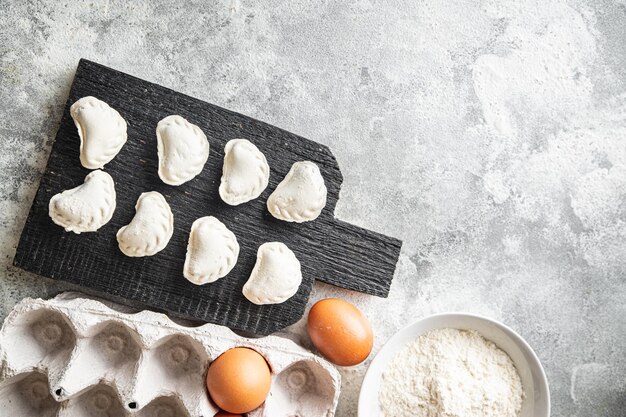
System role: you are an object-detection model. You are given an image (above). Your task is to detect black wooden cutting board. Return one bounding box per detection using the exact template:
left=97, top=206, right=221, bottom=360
left=14, top=59, right=402, bottom=335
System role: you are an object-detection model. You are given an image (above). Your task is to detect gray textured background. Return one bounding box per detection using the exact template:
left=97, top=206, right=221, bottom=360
left=1, top=1, right=625, bottom=416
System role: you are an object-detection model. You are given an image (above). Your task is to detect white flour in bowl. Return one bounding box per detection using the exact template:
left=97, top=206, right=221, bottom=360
left=379, top=328, right=523, bottom=417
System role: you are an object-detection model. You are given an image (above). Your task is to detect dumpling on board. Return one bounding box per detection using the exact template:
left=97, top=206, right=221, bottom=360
left=219, top=139, right=270, bottom=206
left=267, top=161, right=327, bottom=222
left=183, top=216, right=239, bottom=285
left=70, top=96, right=127, bottom=169
left=156, top=115, right=210, bottom=186
left=49, top=170, right=116, bottom=234
left=116, top=192, right=174, bottom=257
left=243, top=242, right=302, bottom=305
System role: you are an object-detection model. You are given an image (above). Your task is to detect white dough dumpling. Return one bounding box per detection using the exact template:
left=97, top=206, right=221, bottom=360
left=219, top=139, right=270, bottom=205
left=70, top=96, right=127, bottom=169
left=116, top=192, right=174, bottom=257
left=157, top=115, right=210, bottom=185
left=49, top=170, right=116, bottom=234
left=267, top=161, right=327, bottom=222
left=243, top=242, right=302, bottom=305
left=183, top=216, right=239, bottom=285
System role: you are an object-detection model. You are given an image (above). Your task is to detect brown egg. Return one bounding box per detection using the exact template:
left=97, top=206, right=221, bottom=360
left=206, top=347, right=271, bottom=414
left=307, top=298, right=374, bottom=366
left=215, top=411, right=243, bottom=417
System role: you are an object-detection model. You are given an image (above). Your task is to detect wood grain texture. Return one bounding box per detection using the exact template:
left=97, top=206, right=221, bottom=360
left=14, top=60, right=402, bottom=335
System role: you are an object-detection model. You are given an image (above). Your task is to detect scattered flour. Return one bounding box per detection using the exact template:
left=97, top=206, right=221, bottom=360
left=379, top=328, right=523, bottom=417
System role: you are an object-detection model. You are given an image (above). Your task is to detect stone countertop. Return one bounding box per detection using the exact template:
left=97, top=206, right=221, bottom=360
left=1, top=1, right=624, bottom=416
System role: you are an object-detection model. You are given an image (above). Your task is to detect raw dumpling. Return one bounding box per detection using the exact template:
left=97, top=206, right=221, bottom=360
left=116, top=192, right=174, bottom=257
left=243, top=242, right=302, bottom=305
left=49, top=170, right=116, bottom=234
left=267, top=161, right=327, bottom=222
left=157, top=115, right=210, bottom=185
left=183, top=216, right=239, bottom=285
left=219, top=139, right=270, bottom=205
left=70, top=96, right=127, bottom=169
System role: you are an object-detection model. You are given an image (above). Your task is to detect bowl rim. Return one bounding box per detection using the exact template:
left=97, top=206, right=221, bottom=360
left=358, top=311, right=551, bottom=417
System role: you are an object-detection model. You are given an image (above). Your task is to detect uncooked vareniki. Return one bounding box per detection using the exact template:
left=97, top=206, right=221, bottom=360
left=183, top=216, right=239, bottom=285
left=70, top=96, right=127, bottom=169
left=49, top=170, right=116, bottom=234
left=219, top=139, right=270, bottom=205
left=267, top=161, right=327, bottom=222
left=116, top=192, right=174, bottom=257
left=157, top=115, right=210, bottom=185
left=243, top=242, right=302, bottom=305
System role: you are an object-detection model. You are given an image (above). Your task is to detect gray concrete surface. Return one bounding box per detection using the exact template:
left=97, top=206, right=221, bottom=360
left=1, top=0, right=625, bottom=415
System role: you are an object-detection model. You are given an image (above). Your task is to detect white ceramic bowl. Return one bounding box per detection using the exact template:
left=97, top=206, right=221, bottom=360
left=358, top=313, right=550, bottom=417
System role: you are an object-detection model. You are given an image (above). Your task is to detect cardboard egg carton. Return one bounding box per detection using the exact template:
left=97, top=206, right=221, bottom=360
left=0, top=293, right=340, bottom=416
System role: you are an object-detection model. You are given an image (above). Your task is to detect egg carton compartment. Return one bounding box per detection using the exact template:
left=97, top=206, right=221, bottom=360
left=0, top=292, right=341, bottom=416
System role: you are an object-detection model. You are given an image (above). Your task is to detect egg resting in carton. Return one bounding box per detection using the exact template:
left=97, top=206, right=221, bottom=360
left=0, top=292, right=341, bottom=417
